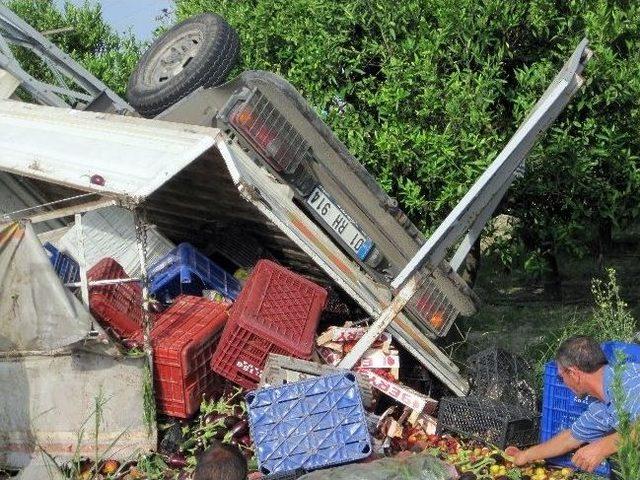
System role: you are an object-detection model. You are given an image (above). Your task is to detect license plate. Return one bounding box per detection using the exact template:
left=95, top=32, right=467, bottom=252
left=306, top=186, right=373, bottom=260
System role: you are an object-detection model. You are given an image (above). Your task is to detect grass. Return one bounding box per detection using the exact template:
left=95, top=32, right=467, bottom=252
left=611, top=352, right=640, bottom=480
left=38, top=391, right=132, bottom=479
left=143, top=359, right=156, bottom=436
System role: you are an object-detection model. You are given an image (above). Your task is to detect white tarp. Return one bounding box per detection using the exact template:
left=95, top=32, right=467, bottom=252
left=0, top=221, right=92, bottom=351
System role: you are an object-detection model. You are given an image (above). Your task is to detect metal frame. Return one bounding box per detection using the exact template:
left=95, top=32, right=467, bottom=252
left=0, top=4, right=132, bottom=112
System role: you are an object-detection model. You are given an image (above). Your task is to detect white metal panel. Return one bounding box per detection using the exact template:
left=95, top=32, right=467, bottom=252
left=0, top=100, right=221, bottom=200
left=37, top=225, right=70, bottom=245
left=54, top=206, right=174, bottom=277
left=0, top=352, right=156, bottom=468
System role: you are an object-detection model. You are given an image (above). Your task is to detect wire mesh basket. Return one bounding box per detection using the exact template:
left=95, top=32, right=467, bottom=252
left=437, top=396, right=539, bottom=449
left=467, top=346, right=537, bottom=412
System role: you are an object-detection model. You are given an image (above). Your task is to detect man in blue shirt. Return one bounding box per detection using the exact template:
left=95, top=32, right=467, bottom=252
left=506, top=336, right=640, bottom=474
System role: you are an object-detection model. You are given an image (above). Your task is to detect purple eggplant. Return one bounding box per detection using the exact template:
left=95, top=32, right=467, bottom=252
left=223, top=415, right=242, bottom=428
left=203, top=413, right=226, bottom=426
left=167, top=452, right=187, bottom=469
left=229, top=419, right=249, bottom=439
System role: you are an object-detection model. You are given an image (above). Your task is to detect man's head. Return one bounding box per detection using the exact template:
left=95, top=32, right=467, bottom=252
left=192, top=442, right=248, bottom=480
left=556, top=335, right=607, bottom=397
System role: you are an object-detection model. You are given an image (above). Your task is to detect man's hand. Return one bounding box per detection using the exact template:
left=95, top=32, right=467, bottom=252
left=572, top=441, right=608, bottom=473
left=505, top=446, right=529, bottom=466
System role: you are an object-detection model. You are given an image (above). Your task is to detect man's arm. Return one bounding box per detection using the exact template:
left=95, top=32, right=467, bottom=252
left=572, top=432, right=618, bottom=473
left=505, top=430, right=584, bottom=466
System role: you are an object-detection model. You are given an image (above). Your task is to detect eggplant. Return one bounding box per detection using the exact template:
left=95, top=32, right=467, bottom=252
left=203, top=413, right=226, bottom=426
left=230, top=404, right=245, bottom=416
left=237, top=434, right=252, bottom=447
left=223, top=415, right=242, bottom=428
left=458, top=473, right=477, bottom=480
left=167, top=452, right=187, bottom=469
left=229, top=419, right=249, bottom=438
left=122, top=339, right=142, bottom=350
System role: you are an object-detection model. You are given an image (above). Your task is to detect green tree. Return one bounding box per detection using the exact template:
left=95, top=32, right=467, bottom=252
left=174, top=0, right=640, bottom=285
left=5, top=0, right=141, bottom=98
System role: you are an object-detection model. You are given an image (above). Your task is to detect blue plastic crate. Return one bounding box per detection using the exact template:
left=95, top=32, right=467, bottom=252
left=43, top=242, right=80, bottom=285
left=246, top=373, right=371, bottom=476
left=547, top=453, right=611, bottom=478
left=148, top=243, right=241, bottom=303
left=601, top=340, right=640, bottom=365
left=541, top=361, right=610, bottom=477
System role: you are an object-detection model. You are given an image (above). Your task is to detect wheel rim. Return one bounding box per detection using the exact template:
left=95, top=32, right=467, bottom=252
left=144, top=29, right=204, bottom=86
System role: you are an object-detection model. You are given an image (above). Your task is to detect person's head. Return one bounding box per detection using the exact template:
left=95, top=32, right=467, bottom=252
left=192, top=442, right=248, bottom=480
left=556, top=335, right=607, bottom=397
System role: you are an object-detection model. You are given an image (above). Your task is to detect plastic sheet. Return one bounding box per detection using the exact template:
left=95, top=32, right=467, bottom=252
left=297, top=453, right=458, bottom=480
left=0, top=221, right=93, bottom=352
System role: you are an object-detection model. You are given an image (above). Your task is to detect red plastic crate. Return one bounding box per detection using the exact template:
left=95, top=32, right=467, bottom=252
left=141, top=295, right=229, bottom=418
left=87, top=258, right=146, bottom=339
left=211, top=260, right=327, bottom=389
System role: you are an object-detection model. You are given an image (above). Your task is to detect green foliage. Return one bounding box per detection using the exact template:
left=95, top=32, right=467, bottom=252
left=611, top=352, right=640, bottom=480
left=174, top=0, right=640, bottom=269
left=6, top=0, right=141, bottom=97
left=143, top=359, right=156, bottom=436
left=590, top=268, right=637, bottom=342
left=136, top=453, right=169, bottom=480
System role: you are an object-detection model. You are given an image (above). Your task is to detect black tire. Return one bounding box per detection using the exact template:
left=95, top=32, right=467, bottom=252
left=127, top=13, right=240, bottom=118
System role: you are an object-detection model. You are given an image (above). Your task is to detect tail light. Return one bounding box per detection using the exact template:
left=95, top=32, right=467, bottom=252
left=225, top=89, right=316, bottom=195
left=405, top=277, right=459, bottom=336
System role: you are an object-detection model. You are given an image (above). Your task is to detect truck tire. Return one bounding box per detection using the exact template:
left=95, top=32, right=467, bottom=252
left=127, top=13, right=240, bottom=118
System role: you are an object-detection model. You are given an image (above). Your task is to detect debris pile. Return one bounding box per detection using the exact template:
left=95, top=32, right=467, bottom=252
left=27, top=232, right=592, bottom=480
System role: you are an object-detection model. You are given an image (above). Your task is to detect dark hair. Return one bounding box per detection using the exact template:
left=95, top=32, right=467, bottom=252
left=193, top=442, right=248, bottom=480
left=556, top=335, right=607, bottom=373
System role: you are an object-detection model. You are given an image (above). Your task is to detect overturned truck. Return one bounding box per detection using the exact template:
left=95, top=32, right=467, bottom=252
left=0, top=5, right=591, bottom=470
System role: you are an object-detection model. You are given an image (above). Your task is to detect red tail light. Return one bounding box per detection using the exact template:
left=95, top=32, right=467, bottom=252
left=228, top=89, right=315, bottom=176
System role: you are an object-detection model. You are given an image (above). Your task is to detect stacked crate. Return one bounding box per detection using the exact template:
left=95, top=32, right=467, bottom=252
left=136, top=295, right=229, bottom=418
left=148, top=242, right=241, bottom=304
left=211, top=260, right=327, bottom=389
left=87, top=258, right=145, bottom=339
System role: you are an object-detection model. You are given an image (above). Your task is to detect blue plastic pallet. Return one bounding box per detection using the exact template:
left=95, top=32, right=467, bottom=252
left=43, top=242, right=80, bottom=285
left=247, top=373, right=371, bottom=476
left=148, top=243, right=241, bottom=304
